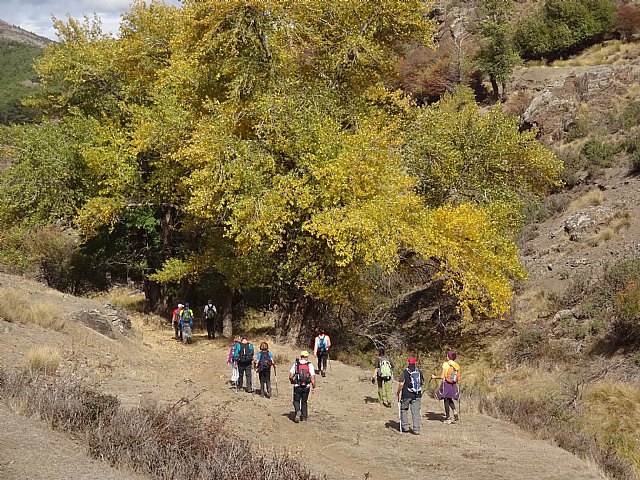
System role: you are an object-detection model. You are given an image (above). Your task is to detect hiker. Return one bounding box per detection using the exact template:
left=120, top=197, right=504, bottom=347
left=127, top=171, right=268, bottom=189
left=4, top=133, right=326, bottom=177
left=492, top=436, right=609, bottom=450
left=432, top=351, right=461, bottom=424
left=171, top=303, right=183, bottom=340
left=202, top=299, right=218, bottom=339
left=288, top=350, right=316, bottom=422
left=227, top=336, right=241, bottom=387
left=233, top=336, right=254, bottom=393
left=372, top=346, right=393, bottom=407
left=180, top=303, right=194, bottom=344
left=254, top=342, right=274, bottom=398
left=396, top=357, right=424, bottom=435
left=313, top=328, right=331, bottom=377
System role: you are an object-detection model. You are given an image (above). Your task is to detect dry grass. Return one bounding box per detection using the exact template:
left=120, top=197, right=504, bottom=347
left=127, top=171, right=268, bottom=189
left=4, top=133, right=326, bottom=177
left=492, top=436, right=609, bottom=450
left=567, top=189, right=605, bottom=212
left=582, top=382, right=640, bottom=473
left=587, top=211, right=631, bottom=247
left=0, top=369, right=319, bottom=480
left=588, top=227, right=615, bottom=247
left=551, top=41, right=638, bottom=67
left=0, top=287, right=65, bottom=331
left=90, top=286, right=146, bottom=312
left=26, top=346, right=61, bottom=374
left=468, top=368, right=637, bottom=479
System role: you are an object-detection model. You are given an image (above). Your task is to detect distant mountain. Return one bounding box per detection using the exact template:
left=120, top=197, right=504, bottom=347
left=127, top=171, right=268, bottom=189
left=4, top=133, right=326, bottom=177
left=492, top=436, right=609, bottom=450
left=0, top=19, right=51, bottom=48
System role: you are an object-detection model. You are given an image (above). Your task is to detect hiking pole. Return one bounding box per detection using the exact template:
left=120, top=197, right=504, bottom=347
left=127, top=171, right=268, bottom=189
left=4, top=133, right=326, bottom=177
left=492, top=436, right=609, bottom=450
left=273, top=364, right=279, bottom=397
left=398, top=397, right=402, bottom=434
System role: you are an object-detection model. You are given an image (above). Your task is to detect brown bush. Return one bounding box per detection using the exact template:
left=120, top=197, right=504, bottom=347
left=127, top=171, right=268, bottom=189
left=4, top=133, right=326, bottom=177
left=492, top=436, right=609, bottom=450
left=617, top=4, right=640, bottom=41
left=0, top=370, right=320, bottom=480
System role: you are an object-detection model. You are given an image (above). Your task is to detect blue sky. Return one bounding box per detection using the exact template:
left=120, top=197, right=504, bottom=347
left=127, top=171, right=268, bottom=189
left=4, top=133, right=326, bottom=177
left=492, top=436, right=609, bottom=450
left=1, top=0, right=181, bottom=40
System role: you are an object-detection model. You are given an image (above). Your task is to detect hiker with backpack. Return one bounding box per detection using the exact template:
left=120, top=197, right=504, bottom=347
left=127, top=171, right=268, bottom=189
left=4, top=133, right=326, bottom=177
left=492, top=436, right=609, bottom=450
left=227, top=335, right=241, bottom=387
left=432, top=351, right=461, bottom=424
left=313, top=329, right=331, bottom=377
left=172, top=303, right=183, bottom=340
left=288, top=350, right=316, bottom=423
left=180, top=303, right=194, bottom=344
left=202, top=300, right=218, bottom=339
left=396, top=357, right=424, bottom=435
left=372, top=346, right=393, bottom=407
left=254, top=342, right=274, bottom=398
left=233, top=336, right=254, bottom=393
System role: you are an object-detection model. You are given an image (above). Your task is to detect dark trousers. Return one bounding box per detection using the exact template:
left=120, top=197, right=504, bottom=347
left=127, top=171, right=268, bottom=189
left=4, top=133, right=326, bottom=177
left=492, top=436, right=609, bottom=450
left=206, top=317, right=215, bottom=339
left=237, top=362, right=252, bottom=391
left=258, top=370, right=271, bottom=397
left=173, top=322, right=181, bottom=340
left=444, top=398, right=456, bottom=418
left=293, top=386, right=310, bottom=419
left=317, top=351, right=328, bottom=372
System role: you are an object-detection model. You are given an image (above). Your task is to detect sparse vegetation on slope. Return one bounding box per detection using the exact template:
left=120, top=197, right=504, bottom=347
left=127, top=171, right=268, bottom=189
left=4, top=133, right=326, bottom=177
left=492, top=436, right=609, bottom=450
left=0, top=369, right=319, bottom=480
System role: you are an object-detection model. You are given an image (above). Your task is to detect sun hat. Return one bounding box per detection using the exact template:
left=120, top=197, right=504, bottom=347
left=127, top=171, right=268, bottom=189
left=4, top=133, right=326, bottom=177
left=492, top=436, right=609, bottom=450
left=300, top=350, right=310, bottom=357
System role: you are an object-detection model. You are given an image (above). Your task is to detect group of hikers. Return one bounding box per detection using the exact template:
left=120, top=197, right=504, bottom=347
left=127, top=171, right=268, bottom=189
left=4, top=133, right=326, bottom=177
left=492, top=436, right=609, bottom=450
left=171, top=300, right=217, bottom=343
left=170, top=302, right=460, bottom=432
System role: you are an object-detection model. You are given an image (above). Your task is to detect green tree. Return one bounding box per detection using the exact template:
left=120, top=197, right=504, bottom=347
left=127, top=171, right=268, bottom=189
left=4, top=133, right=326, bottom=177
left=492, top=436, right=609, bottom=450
left=515, top=0, right=616, bottom=60
left=475, top=0, right=521, bottom=101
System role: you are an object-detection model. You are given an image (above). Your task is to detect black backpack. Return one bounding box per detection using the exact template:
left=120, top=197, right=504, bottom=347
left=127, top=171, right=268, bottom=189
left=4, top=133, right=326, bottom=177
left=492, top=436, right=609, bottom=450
left=257, top=351, right=272, bottom=372
left=238, top=343, right=253, bottom=363
left=205, top=305, right=216, bottom=319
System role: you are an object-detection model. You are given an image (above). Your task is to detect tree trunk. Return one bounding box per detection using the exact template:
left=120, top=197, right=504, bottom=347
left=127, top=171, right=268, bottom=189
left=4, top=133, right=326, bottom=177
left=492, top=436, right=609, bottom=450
left=500, top=81, right=508, bottom=102
left=275, top=296, right=329, bottom=347
left=489, top=75, right=499, bottom=101
left=144, top=279, right=169, bottom=315
left=221, top=285, right=234, bottom=338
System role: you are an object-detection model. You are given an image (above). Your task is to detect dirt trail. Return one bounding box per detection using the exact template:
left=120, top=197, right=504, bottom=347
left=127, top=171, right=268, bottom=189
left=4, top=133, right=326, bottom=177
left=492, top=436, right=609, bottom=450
left=0, top=273, right=605, bottom=480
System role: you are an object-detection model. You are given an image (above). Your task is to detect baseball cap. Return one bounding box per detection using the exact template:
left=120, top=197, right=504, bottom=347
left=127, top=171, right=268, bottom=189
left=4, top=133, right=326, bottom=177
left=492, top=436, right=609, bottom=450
left=408, top=357, right=416, bottom=364
left=178, top=303, right=184, bottom=308
left=300, top=350, right=310, bottom=357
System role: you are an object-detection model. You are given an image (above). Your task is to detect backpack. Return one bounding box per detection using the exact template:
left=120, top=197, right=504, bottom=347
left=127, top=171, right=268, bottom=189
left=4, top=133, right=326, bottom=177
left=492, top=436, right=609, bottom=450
left=172, top=309, right=181, bottom=324
left=295, top=361, right=311, bottom=387
left=205, top=305, right=216, bottom=319
left=379, top=358, right=392, bottom=381
left=238, top=343, right=253, bottom=363
left=257, top=352, right=272, bottom=372
left=444, top=362, right=460, bottom=384
left=406, top=369, right=422, bottom=394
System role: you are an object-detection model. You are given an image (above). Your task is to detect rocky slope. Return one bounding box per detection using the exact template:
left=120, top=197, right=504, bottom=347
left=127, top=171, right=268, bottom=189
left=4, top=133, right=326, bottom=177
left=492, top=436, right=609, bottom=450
left=0, top=19, right=51, bottom=47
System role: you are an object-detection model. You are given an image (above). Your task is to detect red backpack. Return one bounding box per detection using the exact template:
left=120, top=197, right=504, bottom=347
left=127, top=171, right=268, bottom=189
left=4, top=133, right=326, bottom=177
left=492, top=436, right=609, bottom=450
left=296, top=361, right=311, bottom=387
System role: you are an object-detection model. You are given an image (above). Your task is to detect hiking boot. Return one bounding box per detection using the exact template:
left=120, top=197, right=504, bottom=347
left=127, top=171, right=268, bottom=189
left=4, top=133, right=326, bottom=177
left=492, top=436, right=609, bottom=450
left=301, top=417, right=308, bottom=422
left=321, top=371, right=326, bottom=377
left=294, top=412, right=301, bottom=423
left=411, top=430, right=420, bottom=435
left=453, top=411, right=459, bottom=421
left=444, top=419, right=453, bottom=425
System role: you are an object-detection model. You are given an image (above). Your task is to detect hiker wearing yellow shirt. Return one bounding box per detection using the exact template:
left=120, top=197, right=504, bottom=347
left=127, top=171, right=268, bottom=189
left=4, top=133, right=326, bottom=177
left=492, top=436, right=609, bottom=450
left=432, top=351, right=461, bottom=424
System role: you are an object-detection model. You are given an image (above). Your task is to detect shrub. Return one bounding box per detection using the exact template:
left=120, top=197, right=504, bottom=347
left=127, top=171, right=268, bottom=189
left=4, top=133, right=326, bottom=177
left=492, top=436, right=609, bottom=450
left=619, top=101, right=640, bottom=131
left=580, top=139, right=616, bottom=167
left=515, top=0, right=617, bottom=61
left=616, top=3, right=640, bottom=41
left=0, top=370, right=319, bottom=480
left=565, top=118, right=591, bottom=142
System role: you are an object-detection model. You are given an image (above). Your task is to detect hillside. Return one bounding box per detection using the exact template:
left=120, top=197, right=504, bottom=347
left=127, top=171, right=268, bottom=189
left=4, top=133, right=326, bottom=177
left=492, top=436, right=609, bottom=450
left=0, top=19, right=51, bottom=47
left=0, top=272, right=605, bottom=480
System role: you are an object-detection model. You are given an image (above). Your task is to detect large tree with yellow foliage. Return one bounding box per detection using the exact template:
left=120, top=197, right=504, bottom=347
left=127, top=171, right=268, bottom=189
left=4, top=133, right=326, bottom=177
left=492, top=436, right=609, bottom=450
left=19, top=0, right=562, bottom=341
